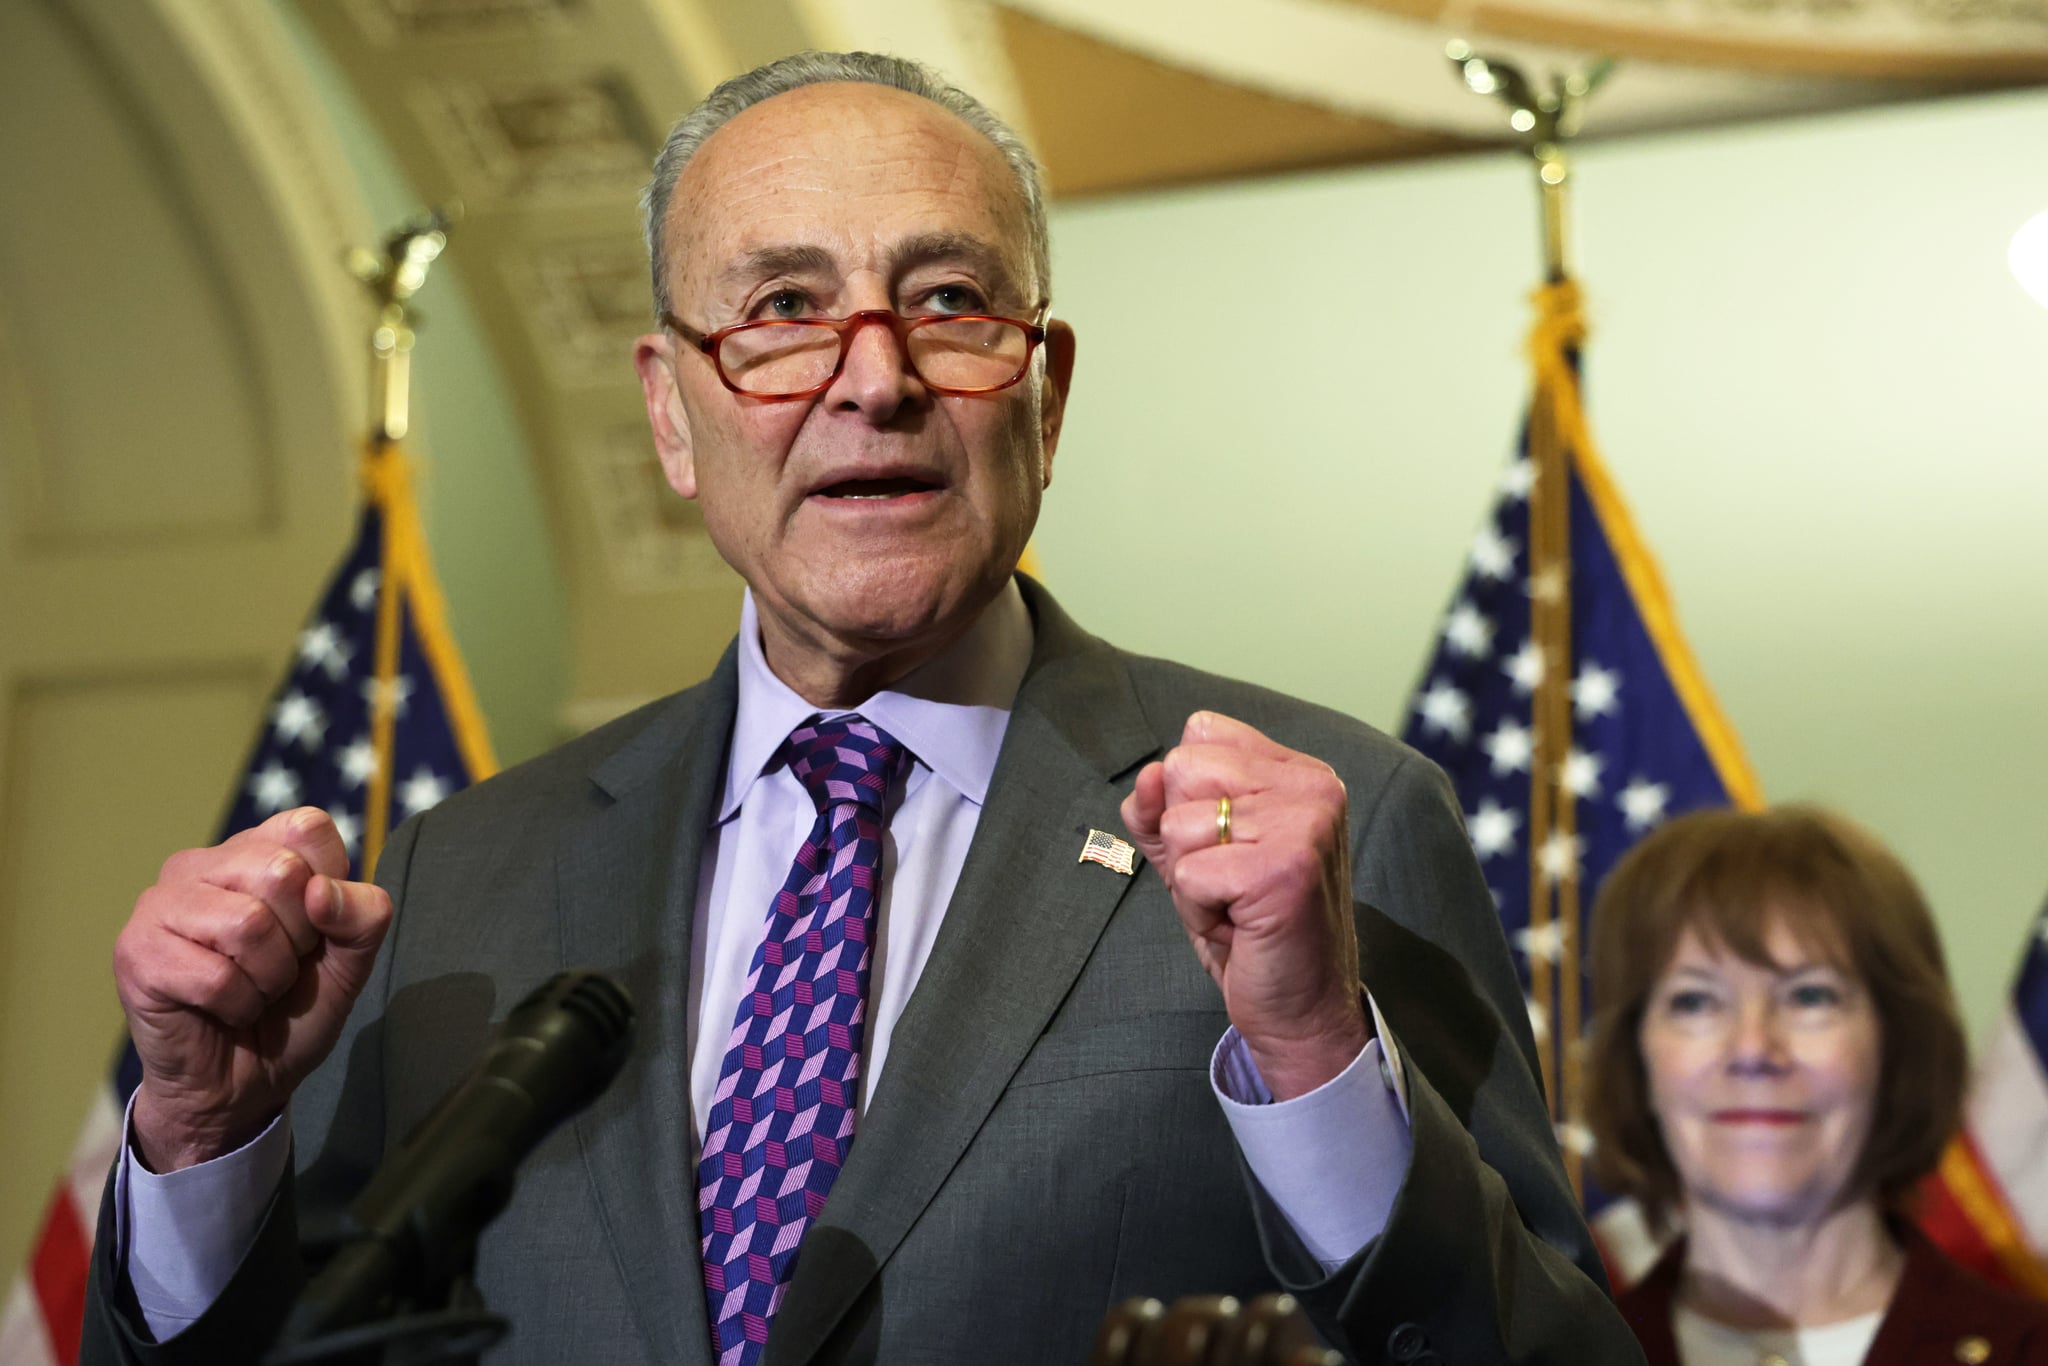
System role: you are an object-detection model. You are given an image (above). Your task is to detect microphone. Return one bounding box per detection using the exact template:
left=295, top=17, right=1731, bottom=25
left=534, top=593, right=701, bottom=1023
left=276, top=970, right=635, bottom=1346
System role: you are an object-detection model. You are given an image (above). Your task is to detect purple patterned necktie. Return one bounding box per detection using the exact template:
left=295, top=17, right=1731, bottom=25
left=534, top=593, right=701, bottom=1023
left=696, top=715, right=911, bottom=1365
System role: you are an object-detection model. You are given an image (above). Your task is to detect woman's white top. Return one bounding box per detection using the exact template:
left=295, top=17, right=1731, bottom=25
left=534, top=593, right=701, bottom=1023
left=1673, top=1305, right=1885, bottom=1366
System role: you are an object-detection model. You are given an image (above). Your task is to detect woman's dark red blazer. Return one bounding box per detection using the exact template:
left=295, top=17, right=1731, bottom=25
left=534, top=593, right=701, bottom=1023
left=1616, top=1226, right=2048, bottom=1366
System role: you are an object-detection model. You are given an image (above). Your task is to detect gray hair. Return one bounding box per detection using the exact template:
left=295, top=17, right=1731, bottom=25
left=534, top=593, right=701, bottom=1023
left=641, top=51, right=1050, bottom=321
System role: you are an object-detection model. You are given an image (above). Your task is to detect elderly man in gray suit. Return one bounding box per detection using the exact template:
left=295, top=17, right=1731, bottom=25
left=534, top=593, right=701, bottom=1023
left=87, top=51, right=1642, bottom=1366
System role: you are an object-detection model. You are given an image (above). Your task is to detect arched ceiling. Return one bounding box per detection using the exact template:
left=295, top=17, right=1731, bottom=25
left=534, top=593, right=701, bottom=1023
left=287, top=0, right=2043, bottom=722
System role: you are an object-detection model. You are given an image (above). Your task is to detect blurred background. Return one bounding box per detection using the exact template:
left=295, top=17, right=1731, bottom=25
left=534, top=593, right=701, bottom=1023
left=1, top=0, right=2044, bottom=1284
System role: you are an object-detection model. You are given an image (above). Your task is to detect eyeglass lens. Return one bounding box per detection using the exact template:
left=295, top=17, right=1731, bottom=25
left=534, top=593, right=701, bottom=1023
left=717, top=318, right=1032, bottom=395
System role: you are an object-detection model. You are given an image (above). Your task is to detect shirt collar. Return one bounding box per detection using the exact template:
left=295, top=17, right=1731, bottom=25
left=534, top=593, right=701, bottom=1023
left=719, top=579, right=1034, bottom=821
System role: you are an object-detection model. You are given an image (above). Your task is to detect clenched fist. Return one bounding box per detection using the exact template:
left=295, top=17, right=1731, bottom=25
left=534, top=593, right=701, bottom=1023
left=1120, top=712, right=1370, bottom=1101
left=113, top=807, right=392, bottom=1172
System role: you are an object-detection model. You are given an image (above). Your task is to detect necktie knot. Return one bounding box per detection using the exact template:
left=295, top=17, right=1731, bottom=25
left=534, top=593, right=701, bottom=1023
left=782, top=715, right=909, bottom=815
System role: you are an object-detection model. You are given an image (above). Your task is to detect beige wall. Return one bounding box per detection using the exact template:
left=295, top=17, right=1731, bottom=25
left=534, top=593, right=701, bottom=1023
left=0, top=0, right=353, bottom=1281
left=0, top=0, right=564, bottom=1281
left=1035, top=86, right=2048, bottom=1042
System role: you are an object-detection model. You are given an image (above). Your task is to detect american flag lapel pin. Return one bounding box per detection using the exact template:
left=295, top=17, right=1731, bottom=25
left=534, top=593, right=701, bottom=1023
left=1079, top=828, right=1137, bottom=876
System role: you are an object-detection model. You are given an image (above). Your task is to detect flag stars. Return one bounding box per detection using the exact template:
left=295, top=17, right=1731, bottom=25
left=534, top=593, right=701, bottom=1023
left=297, top=622, right=351, bottom=680
left=248, top=762, right=302, bottom=815
left=1442, top=602, right=1495, bottom=660
left=1469, top=526, right=1518, bottom=582
left=1415, top=680, right=1473, bottom=743
left=270, top=690, right=327, bottom=751
left=1538, top=831, right=1583, bottom=885
left=337, top=736, right=378, bottom=789
left=349, top=569, right=381, bottom=613
left=1572, top=663, right=1621, bottom=721
left=1555, top=1121, right=1596, bottom=1158
left=327, top=806, right=362, bottom=857
left=1498, top=458, right=1535, bottom=501
left=1482, top=720, right=1533, bottom=776
left=361, top=674, right=415, bottom=721
left=1560, top=747, right=1605, bottom=799
left=398, top=766, right=451, bottom=818
left=1516, top=920, right=1566, bottom=965
left=1618, top=779, right=1672, bottom=832
left=1526, top=565, right=1567, bottom=606
left=1469, top=798, right=1521, bottom=861
left=1504, top=640, right=1546, bottom=695
left=1527, top=997, right=1550, bottom=1043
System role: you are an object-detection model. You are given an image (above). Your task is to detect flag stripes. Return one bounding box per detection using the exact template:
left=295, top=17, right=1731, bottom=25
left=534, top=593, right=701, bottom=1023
left=1924, top=932, right=2048, bottom=1296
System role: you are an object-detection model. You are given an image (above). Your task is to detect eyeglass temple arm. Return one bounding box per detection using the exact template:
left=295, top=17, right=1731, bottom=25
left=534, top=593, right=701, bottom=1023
left=660, top=312, right=717, bottom=354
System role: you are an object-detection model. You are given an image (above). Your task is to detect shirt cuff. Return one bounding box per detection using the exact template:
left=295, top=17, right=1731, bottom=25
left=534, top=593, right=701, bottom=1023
left=1211, top=1000, right=1413, bottom=1272
left=115, top=1093, right=291, bottom=1339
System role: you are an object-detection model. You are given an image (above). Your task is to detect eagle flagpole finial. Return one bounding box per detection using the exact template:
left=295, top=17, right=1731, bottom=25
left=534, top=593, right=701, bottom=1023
left=346, top=204, right=462, bottom=444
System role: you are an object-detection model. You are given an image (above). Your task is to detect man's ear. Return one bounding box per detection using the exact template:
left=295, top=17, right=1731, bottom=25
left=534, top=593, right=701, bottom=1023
left=634, top=332, right=697, bottom=498
left=1037, top=320, right=1076, bottom=487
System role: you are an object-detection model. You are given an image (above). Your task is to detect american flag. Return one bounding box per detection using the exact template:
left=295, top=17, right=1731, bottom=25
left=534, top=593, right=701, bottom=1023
left=1917, top=893, right=2048, bottom=1296
left=1079, top=828, right=1137, bottom=877
left=1399, top=280, right=1762, bottom=1285
left=0, top=444, right=496, bottom=1365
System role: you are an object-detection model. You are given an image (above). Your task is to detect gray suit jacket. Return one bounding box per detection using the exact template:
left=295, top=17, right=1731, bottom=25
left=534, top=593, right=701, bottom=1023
left=86, top=578, right=1643, bottom=1365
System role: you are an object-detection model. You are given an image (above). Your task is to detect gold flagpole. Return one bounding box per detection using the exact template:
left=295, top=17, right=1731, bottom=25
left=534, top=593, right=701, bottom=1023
left=1446, top=45, right=1611, bottom=1197
left=344, top=210, right=454, bottom=876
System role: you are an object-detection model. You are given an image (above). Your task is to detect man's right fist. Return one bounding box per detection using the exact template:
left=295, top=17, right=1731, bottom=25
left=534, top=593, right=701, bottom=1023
left=112, top=807, right=393, bottom=1172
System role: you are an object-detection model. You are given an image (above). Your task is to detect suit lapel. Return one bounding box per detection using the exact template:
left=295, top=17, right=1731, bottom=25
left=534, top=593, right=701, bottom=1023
left=767, top=582, right=1161, bottom=1366
left=560, top=650, right=738, bottom=1366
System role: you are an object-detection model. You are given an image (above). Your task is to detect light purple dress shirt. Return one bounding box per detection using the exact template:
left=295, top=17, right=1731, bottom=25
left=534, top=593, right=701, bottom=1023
left=119, top=581, right=1412, bottom=1338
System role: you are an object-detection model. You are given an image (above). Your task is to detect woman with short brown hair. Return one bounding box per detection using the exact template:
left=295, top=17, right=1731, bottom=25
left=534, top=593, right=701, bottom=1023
left=1584, top=805, right=2048, bottom=1365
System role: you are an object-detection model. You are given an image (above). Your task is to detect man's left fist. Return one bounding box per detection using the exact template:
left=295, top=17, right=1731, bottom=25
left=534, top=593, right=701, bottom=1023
left=1120, top=711, right=1370, bottom=1100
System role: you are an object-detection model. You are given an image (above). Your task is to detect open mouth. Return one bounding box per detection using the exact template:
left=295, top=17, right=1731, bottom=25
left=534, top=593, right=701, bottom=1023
left=815, top=476, right=942, bottom=500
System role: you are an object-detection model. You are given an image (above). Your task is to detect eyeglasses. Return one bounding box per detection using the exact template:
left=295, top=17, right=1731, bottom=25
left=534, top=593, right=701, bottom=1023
left=662, top=309, right=1048, bottom=401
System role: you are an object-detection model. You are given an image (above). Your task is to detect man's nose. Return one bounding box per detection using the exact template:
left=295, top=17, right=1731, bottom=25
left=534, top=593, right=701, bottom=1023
left=827, top=312, right=925, bottom=421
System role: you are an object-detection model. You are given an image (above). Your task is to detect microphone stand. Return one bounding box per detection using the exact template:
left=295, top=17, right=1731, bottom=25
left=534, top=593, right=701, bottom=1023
left=262, top=1231, right=507, bottom=1366
left=264, top=1292, right=504, bottom=1366
left=260, top=969, right=634, bottom=1366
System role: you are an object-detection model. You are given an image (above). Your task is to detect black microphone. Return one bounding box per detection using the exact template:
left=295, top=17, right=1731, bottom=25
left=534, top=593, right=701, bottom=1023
left=276, top=970, right=635, bottom=1347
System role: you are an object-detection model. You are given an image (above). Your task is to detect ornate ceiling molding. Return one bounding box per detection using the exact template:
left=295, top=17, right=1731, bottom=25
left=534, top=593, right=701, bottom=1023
left=1332, top=0, right=2048, bottom=79
left=290, top=0, right=748, bottom=713
left=988, top=0, right=1920, bottom=143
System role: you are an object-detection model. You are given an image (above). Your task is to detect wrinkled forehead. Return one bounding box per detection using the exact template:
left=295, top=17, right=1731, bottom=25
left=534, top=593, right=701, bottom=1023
left=662, top=83, right=1036, bottom=310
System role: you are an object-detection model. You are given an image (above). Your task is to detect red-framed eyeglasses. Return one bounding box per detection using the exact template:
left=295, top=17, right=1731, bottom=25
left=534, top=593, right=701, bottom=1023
left=662, top=309, right=1049, bottom=401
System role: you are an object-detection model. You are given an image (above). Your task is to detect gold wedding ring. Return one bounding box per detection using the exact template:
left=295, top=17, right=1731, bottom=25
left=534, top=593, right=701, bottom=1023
left=1215, top=794, right=1233, bottom=846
